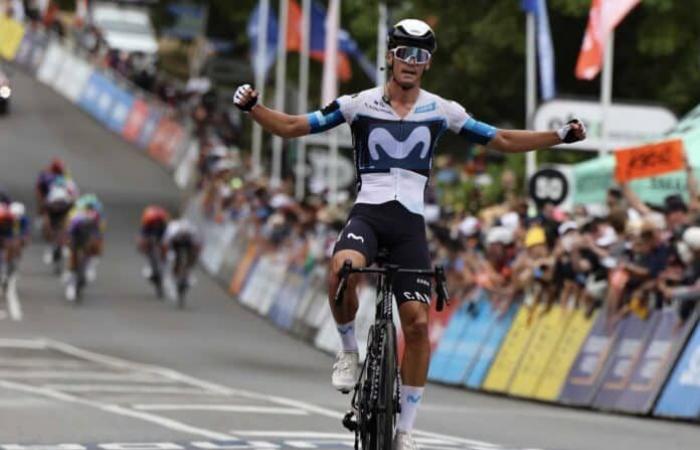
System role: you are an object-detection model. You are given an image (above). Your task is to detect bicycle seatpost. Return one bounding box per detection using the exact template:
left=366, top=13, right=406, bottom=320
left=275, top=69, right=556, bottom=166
left=334, top=259, right=353, bottom=306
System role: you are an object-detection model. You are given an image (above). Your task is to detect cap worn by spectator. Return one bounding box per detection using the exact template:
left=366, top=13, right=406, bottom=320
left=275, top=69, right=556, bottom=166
left=525, top=226, right=546, bottom=248
left=595, top=225, right=618, bottom=247
left=665, top=194, right=688, bottom=214
left=682, top=227, right=700, bottom=251
left=558, top=221, right=578, bottom=236
left=486, top=226, right=513, bottom=246
left=500, top=211, right=520, bottom=231
left=458, top=216, right=480, bottom=237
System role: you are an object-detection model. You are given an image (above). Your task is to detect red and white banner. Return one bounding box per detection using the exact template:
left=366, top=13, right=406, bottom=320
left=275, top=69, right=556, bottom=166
left=575, top=0, right=640, bottom=80
left=122, top=99, right=149, bottom=143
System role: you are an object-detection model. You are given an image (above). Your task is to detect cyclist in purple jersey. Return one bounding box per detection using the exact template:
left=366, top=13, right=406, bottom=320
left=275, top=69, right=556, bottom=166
left=235, top=19, right=586, bottom=448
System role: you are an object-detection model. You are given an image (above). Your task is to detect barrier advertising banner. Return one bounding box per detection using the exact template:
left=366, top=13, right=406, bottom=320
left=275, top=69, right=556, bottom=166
left=54, top=55, right=93, bottom=103
left=36, top=41, right=66, bottom=86
left=482, top=303, right=540, bottom=392
left=13, top=29, right=37, bottom=68
left=428, top=300, right=474, bottom=383
left=441, top=295, right=495, bottom=384
left=0, top=16, right=25, bottom=60
left=122, top=99, right=150, bottom=143
left=592, top=313, right=660, bottom=410
left=106, top=84, right=135, bottom=134
left=229, top=243, right=260, bottom=296
left=465, top=303, right=518, bottom=389
left=268, top=269, right=307, bottom=331
left=148, top=118, right=185, bottom=167
left=77, top=71, right=114, bottom=123
left=654, top=321, right=700, bottom=419
left=137, top=105, right=164, bottom=150
left=616, top=309, right=698, bottom=413
left=559, top=311, right=618, bottom=406
left=509, top=305, right=573, bottom=398
left=534, top=309, right=598, bottom=401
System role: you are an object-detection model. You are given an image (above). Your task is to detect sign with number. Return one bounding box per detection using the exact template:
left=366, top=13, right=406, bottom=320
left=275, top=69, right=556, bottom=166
left=529, top=168, right=569, bottom=206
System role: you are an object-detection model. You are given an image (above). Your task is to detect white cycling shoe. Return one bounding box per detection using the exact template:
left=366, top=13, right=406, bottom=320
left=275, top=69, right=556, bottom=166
left=393, top=431, right=418, bottom=450
left=331, top=351, right=359, bottom=393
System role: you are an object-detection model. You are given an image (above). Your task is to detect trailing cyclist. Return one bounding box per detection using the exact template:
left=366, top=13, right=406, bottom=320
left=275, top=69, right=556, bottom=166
left=138, top=205, right=171, bottom=296
left=43, top=176, right=79, bottom=271
left=64, top=207, right=100, bottom=302
left=162, top=217, right=201, bottom=305
left=36, top=158, right=68, bottom=217
left=0, top=204, right=15, bottom=291
left=235, top=18, right=585, bottom=448
left=74, top=193, right=105, bottom=282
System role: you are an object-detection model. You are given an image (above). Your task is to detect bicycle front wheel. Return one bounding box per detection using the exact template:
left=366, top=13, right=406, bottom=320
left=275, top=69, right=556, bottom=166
left=371, top=320, right=398, bottom=449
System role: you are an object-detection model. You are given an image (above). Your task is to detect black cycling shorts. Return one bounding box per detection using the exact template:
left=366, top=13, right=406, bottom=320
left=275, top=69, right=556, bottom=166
left=333, top=201, right=432, bottom=306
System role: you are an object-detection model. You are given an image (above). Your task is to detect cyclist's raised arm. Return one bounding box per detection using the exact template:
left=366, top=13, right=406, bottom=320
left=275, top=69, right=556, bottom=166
left=233, top=84, right=350, bottom=139
left=442, top=98, right=586, bottom=153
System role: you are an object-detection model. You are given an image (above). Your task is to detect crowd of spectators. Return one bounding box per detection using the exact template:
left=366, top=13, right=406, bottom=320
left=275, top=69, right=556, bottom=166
left=195, top=148, right=700, bottom=328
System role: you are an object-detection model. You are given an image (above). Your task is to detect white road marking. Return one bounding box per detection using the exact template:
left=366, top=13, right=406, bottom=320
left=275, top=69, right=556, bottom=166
left=132, top=404, right=308, bottom=415
left=232, top=432, right=351, bottom=439
left=42, top=385, right=216, bottom=395
left=7, top=275, right=22, bottom=321
left=0, top=371, right=169, bottom=382
left=0, top=339, right=46, bottom=349
left=33, top=338, right=504, bottom=447
left=0, top=358, right=94, bottom=369
left=0, top=379, right=239, bottom=441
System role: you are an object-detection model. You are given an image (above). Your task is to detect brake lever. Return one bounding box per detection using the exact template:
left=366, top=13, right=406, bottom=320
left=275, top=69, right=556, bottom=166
left=434, top=265, right=450, bottom=312
left=334, top=260, right=353, bottom=306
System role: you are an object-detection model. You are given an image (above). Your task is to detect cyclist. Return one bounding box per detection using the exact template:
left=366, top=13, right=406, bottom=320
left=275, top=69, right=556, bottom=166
left=43, top=178, right=79, bottom=268
left=162, top=217, right=201, bottom=293
left=8, top=202, right=30, bottom=268
left=138, top=205, right=171, bottom=287
left=0, top=204, right=14, bottom=288
left=234, top=18, right=585, bottom=447
left=64, top=208, right=100, bottom=301
left=36, top=158, right=67, bottom=215
left=74, top=193, right=105, bottom=282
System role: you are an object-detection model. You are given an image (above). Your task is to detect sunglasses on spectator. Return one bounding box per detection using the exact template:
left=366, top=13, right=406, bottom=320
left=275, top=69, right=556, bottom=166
left=392, top=46, right=432, bottom=65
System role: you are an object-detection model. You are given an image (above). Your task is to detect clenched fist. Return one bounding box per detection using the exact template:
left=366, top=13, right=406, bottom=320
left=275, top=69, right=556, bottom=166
left=233, top=84, right=259, bottom=112
left=556, top=119, right=586, bottom=144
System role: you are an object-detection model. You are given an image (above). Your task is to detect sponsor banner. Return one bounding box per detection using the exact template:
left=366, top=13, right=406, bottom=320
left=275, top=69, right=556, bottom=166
left=106, top=84, right=135, bottom=134
left=442, top=294, right=496, bottom=384
left=27, top=31, right=48, bottom=73
left=509, top=305, right=574, bottom=398
left=229, top=243, right=261, bottom=296
left=55, top=54, right=93, bottom=103
left=616, top=309, right=698, bottom=413
left=592, top=312, right=660, bottom=410
left=257, top=257, right=289, bottom=315
left=148, top=118, right=185, bottom=167
left=77, top=71, right=115, bottom=123
left=427, top=300, right=474, bottom=383
left=0, top=16, right=25, bottom=60
left=482, top=304, right=540, bottom=392
left=614, top=139, right=685, bottom=183
left=123, top=99, right=150, bottom=143
left=36, top=41, right=66, bottom=86
left=200, top=222, right=237, bottom=275
left=137, top=105, right=164, bottom=149
left=174, top=140, right=200, bottom=190
left=654, top=320, right=700, bottom=419
left=559, top=310, right=618, bottom=406
left=465, top=303, right=518, bottom=389
left=268, top=268, right=307, bottom=331
left=13, top=29, right=35, bottom=68
left=289, top=273, right=318, bottom=337
left=239, top=255, right=268, bottom=309
left=534, top=309, right=598, bottom=401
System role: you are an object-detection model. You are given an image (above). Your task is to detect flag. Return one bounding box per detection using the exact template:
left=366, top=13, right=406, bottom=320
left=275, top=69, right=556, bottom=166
left=75, top=0, right=88, bottom=27
left=247, top=1, right=278, bottom=80
left=286, top=0, right=375, bottom=82
left=575, top=0, right=640, bottom=80
left=321, top=0, right=339, bottom=105
left=521, top=0, right=556, bottom=100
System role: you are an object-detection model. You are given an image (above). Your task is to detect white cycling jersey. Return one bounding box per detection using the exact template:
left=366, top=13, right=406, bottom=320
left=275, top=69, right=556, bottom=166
left=163, top=219, right=199, bottom=246
left=307, top=86, right=497, bottom=215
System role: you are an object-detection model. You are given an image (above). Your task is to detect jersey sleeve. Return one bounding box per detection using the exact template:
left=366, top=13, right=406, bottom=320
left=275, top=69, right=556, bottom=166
left=306, top=94, right=357, bottom=134
left=443, top=99, right=497, bottom=145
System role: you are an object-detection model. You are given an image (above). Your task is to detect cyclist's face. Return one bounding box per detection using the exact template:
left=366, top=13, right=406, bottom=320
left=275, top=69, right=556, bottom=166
left=388, top=51, right=430, bottom=89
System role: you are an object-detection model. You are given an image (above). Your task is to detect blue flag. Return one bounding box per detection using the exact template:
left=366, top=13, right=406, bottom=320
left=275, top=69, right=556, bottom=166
left=247, top=2, right=279, bottom=80
left=522, top=0, right=556, bottom=100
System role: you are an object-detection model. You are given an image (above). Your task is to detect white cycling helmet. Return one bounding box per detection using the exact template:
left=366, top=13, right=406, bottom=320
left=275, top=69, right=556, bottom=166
left=9, top=201, right=25, bottom=218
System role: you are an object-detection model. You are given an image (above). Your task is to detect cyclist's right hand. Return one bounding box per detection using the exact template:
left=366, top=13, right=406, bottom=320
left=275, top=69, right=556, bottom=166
left=233, top=84, right=259, bottom=112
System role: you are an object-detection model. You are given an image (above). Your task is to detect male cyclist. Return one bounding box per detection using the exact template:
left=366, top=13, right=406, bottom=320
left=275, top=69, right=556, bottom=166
left=43, top=177, right=79, bottom=267
left=138, top=205, right=171, bottom=289
left=74, top=193, right=105, bottom=282
left=36, top=158, right=67, bottom=215
left=234, top=19, right=585, bottom=447
left=162, top=218, right=201, bottom=294
left=0, top=204, right=15, bottom=289
left=65, top=208, right=100, bottom=301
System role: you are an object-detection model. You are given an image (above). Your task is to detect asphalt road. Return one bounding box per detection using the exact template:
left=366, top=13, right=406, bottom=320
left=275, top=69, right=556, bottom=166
left=0, top=69, right=698, bottom=450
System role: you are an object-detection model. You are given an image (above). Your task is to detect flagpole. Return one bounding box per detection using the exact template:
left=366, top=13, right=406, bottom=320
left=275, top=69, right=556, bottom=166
left=525, top=11, right=537, bottom=182
left=295, top=0, right=311, bottom=200
left=376, top=2, right=387, bottom=86
left=251, top=0, right=270, bottom=178
left=322, top=0, right=340, bottom=206
left=271, top=0, right=289, bottom=188
left=600, top=30, right=614, bottom=155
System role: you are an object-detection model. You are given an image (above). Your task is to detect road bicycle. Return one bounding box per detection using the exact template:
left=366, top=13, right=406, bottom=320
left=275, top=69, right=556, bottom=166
left=335, top=250, right=449, bottom=449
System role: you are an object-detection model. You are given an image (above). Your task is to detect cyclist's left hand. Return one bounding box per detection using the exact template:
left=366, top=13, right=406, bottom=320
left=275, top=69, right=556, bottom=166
left=556, top=118, right=586, bottom=143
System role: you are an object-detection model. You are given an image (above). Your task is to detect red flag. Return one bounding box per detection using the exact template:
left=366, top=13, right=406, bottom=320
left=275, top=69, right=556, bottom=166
left=285, top=0, right=352, bottom=82
left=575, top=0, right=640, bottom=80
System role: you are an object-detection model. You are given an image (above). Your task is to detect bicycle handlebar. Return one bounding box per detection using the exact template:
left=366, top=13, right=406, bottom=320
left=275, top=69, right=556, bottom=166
left=334, top=260, right=451, bottom=311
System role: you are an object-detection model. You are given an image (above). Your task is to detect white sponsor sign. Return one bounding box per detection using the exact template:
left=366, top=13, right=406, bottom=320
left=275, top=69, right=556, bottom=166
left=534, top=99, right=677, bottom=151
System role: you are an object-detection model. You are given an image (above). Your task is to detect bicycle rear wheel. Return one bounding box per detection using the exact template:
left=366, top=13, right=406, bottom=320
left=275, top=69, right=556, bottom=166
left=364, top=320, right=397, bottom=450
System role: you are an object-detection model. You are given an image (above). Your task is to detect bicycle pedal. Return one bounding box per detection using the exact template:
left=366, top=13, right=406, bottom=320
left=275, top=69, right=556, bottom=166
left=342, top=410, right=357, bottom=432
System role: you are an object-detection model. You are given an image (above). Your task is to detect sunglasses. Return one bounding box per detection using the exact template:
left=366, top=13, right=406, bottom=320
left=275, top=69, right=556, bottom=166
left=392, top=46, right=432, bottom=65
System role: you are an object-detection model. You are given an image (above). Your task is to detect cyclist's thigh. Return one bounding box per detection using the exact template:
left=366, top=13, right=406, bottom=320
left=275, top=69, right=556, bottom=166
left=333, top=215, right=378, bottom=268
left=388, top=229, right=432, bottom=307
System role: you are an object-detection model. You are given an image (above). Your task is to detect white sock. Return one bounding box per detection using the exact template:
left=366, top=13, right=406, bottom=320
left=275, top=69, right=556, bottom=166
left=336, top=320, right=358, bottom=352
left=397, top=385, right=424, bottom=432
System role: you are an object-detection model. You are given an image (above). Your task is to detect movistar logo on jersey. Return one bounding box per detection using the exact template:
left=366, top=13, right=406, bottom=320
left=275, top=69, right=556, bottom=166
left=414, top=102, right=436, bottom=114
left=368, top=126, right=430, bottom=161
